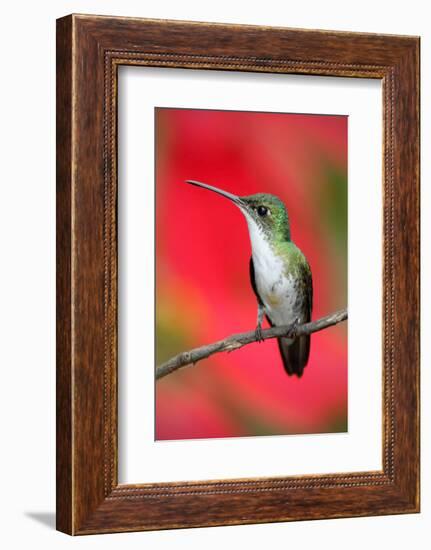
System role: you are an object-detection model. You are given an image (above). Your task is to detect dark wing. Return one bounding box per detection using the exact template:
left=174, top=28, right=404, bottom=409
left=277, top=261, right=313, bottom=377
left=249, top=256, right=264, bottom=306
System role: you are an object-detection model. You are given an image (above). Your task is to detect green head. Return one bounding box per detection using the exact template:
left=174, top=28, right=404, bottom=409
left=186, top=180, right=291, bottom=242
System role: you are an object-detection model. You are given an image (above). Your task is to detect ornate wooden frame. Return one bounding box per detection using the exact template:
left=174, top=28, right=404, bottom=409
left=56, top=14, right=420, bottom=534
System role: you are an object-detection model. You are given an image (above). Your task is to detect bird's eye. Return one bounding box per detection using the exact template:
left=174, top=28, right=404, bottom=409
left=257, top=205, right=268, bottom=217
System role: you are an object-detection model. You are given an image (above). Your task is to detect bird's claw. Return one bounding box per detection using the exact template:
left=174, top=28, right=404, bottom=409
left=288, top=318, right=300, bottom=339
left=255, top=325, right=264, bottom=343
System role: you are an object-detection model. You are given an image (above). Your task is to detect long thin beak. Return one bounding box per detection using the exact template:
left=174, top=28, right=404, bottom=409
left=185, top=180, right=244, bottom=207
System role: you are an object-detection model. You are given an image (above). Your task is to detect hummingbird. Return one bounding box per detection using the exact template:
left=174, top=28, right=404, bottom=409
left=186, top=179, right=313, bottom=377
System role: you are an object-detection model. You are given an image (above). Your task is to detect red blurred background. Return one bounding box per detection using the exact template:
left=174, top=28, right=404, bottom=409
left=155, top=107, right=348, bottom=440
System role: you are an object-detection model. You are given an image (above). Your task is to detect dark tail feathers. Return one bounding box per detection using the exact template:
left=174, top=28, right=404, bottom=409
left=277, top=335, right=310, bottom=377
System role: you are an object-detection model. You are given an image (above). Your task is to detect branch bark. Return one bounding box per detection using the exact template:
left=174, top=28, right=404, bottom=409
left=156, top=308, right=347, bottom=380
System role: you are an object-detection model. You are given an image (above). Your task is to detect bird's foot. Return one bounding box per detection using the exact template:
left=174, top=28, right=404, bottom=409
left=255, top=324, right=264, bottom=343
left=287, top=318, right=300, bottom=339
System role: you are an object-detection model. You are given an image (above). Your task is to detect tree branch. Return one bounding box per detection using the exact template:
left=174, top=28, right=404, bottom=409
left=156, top=308, right=347, bottom=380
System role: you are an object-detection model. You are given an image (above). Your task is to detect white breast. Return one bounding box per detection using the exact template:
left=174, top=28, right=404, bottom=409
left=245, top=214, right=301, bottom=326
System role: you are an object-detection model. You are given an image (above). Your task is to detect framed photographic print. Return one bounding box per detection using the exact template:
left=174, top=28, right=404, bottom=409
left=56, top=14, right=420, bottom=534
